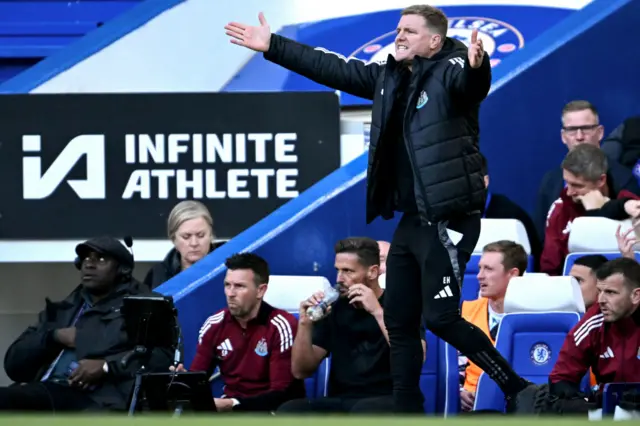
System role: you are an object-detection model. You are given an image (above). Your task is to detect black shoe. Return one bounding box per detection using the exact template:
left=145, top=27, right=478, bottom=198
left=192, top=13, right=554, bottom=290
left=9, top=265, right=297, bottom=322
left=505, top=381, right=538, bottom=414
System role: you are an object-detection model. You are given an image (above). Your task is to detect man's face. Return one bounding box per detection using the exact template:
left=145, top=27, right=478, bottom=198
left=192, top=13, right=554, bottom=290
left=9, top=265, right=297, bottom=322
left=80, top=251, right=119, bottom=294
left=597, top=273, right=640, bottom=322
left=477, top=252, right=514, bottom=299
left=563, top=169, right=605, bottom=202
left=394, top=14, right=441, bottom=63
left=377, top=241, right=390, bottom=275
left=570, top=264, right=598, bottom=309
left=561, top=109, right=604, bottom=150
left=224, top=269, right=266, bottom=319
left=335, top=253, right=378, bottom=296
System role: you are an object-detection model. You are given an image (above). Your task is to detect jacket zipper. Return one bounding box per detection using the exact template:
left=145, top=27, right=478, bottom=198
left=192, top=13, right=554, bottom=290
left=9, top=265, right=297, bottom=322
left=403, top=65, right=432, bottom=225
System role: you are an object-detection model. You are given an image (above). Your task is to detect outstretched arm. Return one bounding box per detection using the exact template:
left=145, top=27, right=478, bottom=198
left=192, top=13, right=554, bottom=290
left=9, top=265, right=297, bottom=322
left=443, top=29, right=492, bottom=104
left=225, top=12, right=381, bottom=100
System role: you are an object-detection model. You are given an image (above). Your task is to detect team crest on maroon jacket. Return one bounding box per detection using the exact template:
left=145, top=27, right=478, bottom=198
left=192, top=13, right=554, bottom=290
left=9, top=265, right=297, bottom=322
left=255, top=337, right=268, bottom=357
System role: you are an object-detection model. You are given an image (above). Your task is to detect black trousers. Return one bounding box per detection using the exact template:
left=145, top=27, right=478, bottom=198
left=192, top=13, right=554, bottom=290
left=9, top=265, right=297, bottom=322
left=0, top=382, right=97, bottom=412
left=383, top=212, right=525, bottom=412
left=277, top=395, right=394, bottom=414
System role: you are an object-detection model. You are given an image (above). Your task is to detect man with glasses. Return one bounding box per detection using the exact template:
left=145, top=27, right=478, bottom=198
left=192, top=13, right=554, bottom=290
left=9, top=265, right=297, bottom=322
left=534, top=101, right=640, bottom=240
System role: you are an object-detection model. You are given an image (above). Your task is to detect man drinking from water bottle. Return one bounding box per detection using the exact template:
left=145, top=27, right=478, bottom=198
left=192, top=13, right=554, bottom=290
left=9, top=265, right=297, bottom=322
left=278, top=237, right=426, bottom=414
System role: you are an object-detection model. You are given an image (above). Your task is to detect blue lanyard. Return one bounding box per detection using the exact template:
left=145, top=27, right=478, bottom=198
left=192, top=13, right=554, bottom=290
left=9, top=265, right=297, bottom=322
left=482, top=191, right=492, bottom=218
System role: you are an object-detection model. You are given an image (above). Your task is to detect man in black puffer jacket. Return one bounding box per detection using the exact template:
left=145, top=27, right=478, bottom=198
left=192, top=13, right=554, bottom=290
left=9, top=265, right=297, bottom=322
left=225, top=4, right=530, bottom=413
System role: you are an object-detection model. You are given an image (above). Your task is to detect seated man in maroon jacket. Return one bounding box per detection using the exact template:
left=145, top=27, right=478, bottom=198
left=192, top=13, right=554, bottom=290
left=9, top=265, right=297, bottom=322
left=173, top=253, right=305, bottom=412
left=541, top=144, right=640, bottom=275
left=549, top=258, right=640, bottom=397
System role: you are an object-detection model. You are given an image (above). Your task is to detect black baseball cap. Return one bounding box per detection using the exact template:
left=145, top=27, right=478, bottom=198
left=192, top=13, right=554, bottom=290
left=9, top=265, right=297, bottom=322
left=75, top=236, right=134, bottom=269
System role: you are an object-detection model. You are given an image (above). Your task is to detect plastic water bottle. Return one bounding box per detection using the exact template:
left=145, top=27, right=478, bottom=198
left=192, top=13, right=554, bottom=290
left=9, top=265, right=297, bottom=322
left=306, top=286, right=340, bottom=322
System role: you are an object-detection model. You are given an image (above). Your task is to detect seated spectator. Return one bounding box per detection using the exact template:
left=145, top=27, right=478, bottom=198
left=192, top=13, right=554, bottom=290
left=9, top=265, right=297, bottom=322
left=535, top=101, right=640, bottom=240
left=0, top=237, right=173, bottom=412
left=377, top=240, right=390, bottom=274
left=459, top=240, right=527, bottom=411
left=569, top=255, right=609, bottom=310
left=600, top=116, right=640, bottom=180
left=480, top=156, right=541, bottom=268
left=144, top=201, right=222, bottom=289
left=175, top=253, right=305, bottom=412
left=278, top=237, right=426, bottom=414
left=549, top=258, right=640, bottom=397
left=540, top=144, right=640, bottom=275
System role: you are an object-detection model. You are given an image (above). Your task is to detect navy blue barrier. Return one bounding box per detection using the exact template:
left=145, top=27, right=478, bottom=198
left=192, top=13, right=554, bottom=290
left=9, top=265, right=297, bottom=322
left=479, top=0, right=639, bottom=214
left=157, top=155, right=399, bottom=366
left=0, top=0, right=184, bottom=92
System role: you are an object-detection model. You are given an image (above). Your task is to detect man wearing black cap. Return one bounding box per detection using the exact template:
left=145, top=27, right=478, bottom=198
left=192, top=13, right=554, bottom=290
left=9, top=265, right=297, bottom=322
left=0, top=236, right=174, bottom=412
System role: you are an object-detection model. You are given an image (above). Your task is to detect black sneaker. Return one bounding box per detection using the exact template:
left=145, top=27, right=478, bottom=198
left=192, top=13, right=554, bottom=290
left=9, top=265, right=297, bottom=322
left=505, top=381, right=538, bottom=414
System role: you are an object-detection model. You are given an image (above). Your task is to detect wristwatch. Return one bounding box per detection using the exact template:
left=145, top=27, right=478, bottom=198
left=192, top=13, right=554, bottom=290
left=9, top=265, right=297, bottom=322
left=102, top=361, right=109, bottom=374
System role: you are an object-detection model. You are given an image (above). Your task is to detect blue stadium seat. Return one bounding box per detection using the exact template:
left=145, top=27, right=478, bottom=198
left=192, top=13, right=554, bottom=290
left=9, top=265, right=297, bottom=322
left=564, top=217, right=640, bottom=275
left=421, top=331, right=459, bottom=415
left=0, top=1, right=141, bottom=81
left=463, top=219, right=533, bottom=303
left=473, top=312, right=581, bottom=411
left=472, top=273, right=587, bottom=412
left=564, top=251, right=640, bottom=276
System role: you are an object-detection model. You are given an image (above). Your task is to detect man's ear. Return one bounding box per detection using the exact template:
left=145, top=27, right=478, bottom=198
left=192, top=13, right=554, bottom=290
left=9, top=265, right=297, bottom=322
left=257, top=283, right=268, bottom=299
left=595, top=173, right=607, bottom=192
left=430, top=34, right=442, bottom=50
left=631, top=287, right=640, bottom=306
left=368, top=265, right=380, bottom=281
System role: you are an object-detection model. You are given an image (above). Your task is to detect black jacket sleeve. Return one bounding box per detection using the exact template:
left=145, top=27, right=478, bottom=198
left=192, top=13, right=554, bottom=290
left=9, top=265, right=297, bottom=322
left=442, top=52, right=492, bottom=104
left=601, top=122, right=625, bottom=163
left=583, top=197, right=633, bottom=220
left=4, top=305, right=64, bottom=383
left=263, top=34, right=381, bottom=100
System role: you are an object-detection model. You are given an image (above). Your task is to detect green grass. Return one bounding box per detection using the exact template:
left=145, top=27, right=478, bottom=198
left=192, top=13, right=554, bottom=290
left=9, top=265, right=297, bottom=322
left=0, top=416, right=617, bottom=426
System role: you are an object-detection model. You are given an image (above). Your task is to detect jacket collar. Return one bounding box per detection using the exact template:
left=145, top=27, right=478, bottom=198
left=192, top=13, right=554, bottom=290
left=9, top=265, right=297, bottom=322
left=58, top=280, right=140, bottom=309
left=229, top=301, right=274, bottom=327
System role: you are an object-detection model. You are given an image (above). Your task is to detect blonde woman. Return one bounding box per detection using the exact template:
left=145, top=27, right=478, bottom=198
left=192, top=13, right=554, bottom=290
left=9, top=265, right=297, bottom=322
left=144, top=201, right=221, bottom=289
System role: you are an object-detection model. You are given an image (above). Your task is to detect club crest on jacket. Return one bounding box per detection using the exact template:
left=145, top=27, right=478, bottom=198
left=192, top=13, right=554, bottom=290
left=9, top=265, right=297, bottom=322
left=255, top=337, right=268, bottom=357
left=416, top=91, right=429, bottom=109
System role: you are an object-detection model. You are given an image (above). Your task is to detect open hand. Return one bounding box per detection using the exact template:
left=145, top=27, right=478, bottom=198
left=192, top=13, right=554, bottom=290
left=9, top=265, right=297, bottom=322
left=224, top=12, right=271, bottom=52
left=616, top=222, right=639, bottom=259
left=467, top=29, right=484, bottom=69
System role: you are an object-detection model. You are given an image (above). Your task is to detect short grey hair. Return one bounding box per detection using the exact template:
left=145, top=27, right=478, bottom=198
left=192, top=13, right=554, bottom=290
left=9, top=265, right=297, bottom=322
left=167, top=201, right=214, bottom=241
left=561, top=144, right=608, bottom=182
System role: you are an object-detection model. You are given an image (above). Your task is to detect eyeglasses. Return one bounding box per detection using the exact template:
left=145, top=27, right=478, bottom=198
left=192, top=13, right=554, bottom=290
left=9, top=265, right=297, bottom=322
left=562, top=124, right=600, bottom=135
